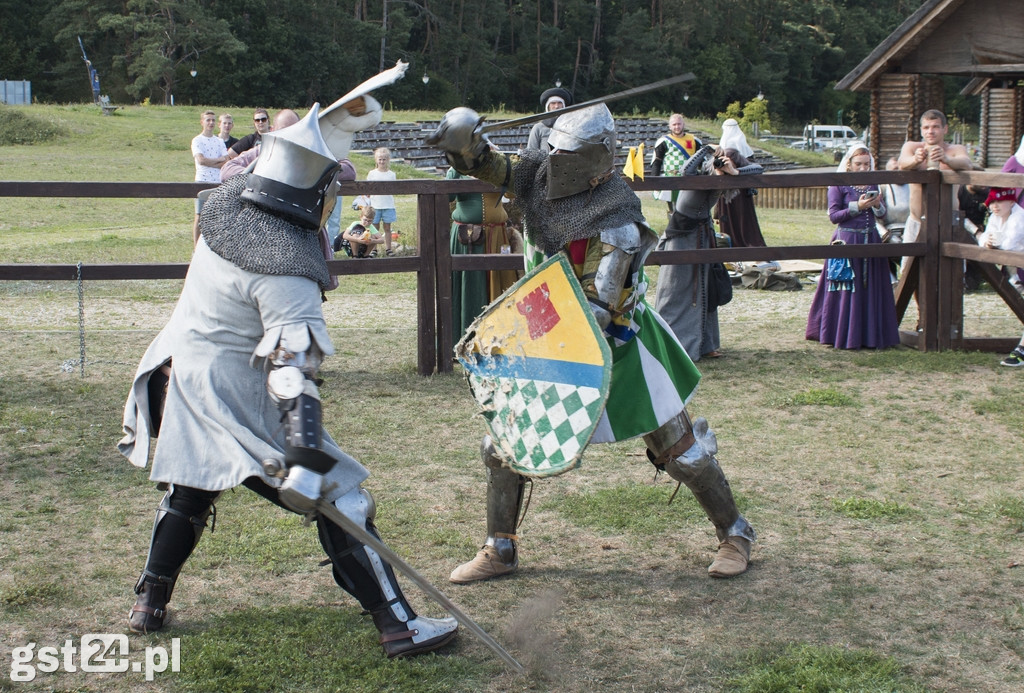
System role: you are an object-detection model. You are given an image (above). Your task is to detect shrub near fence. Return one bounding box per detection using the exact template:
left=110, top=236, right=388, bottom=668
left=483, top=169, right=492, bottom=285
left=4, top=169, right=1024, bottom=374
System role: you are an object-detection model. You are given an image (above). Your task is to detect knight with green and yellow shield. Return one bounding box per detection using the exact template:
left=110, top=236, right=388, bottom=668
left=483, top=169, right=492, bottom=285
left=428, top=103, right=756, bottom=585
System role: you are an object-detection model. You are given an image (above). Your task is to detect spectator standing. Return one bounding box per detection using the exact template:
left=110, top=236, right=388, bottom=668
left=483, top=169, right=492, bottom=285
left=651, top=113, right=702, bottom=215
left=220, top=110, right=301, bottom=181
left=896, top=110, right=973, bottom=323
left=806, top=144, right=899, bottom=350
left=1000, top=135, right=1024, bottom=204
left=227, top=108, right=271, bottom=160
left=218, top=113, right=238, bottom=149
left=876, top=156, right=911, bottom=283
left=714, top=119, right=766, bottom=248
left=897, top=109, right=973, bottom=234
left=190, top=110, right=228, bottom=244
left=446, top=166, right=522, bottom=335
left=367, top=147, right=397, bottom=256
left=654, top=145, right=763, bottom=361
left=526, top=86, right=572, bottom=151
left=191, top=110, right=228, bottom=183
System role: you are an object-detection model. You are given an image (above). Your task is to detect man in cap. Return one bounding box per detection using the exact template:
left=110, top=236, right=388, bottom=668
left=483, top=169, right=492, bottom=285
left=526, top=86, right=573, bottom=150
left=120, top=97, right=457, bottom=659
left=427, top=103, right=756, bottom=585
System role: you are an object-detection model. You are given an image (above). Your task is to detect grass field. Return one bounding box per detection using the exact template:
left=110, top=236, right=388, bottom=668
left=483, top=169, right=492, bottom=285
left=2, top=104, right=1024, bottom=692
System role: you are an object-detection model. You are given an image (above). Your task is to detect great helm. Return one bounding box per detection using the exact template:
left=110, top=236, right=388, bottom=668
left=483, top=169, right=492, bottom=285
left=545, top=104, right=616, bottom=200
left=241, top=103, right=340, bottom=229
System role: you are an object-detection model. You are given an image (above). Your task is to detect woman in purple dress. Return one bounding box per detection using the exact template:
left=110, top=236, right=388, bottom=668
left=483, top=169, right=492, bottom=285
left=806, top=143, right=900, bottom=349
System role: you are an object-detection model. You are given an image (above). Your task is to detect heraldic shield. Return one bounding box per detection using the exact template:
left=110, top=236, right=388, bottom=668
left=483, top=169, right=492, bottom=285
left=455, top=253, right=612, bottom=478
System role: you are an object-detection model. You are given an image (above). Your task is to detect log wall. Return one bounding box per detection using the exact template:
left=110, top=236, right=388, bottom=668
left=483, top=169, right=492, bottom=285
left=980, top=86, right=1023, bottom=168
left=754, top=186, right=827, bottom=210
left=869, top=74, right=944, bottom=166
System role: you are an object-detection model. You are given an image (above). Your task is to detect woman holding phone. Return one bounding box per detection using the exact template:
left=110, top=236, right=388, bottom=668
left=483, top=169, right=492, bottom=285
left=806, top=143, right=900, bottom=349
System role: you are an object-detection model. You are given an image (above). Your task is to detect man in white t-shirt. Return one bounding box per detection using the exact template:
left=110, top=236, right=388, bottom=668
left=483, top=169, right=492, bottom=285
left=190, top=111, right=229, bottom=243
left=191, top=111, right=228, bottom=182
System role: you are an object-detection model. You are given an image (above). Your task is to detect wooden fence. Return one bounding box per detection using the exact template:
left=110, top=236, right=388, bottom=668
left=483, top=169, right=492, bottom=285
left=4, top=169, right=1024, bottom=375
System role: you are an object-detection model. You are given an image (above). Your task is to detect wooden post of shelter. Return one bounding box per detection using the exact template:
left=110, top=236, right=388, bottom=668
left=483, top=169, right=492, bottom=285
left=934, top=177, right=960, bottom=350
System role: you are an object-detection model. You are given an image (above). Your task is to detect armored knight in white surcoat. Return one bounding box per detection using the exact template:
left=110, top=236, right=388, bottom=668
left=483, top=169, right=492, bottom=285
left=119, top=69, right=458, bottom=658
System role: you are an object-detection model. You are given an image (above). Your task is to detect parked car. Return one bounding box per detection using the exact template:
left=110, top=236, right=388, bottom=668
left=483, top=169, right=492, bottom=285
left=800, top=124, right=859, bottom=150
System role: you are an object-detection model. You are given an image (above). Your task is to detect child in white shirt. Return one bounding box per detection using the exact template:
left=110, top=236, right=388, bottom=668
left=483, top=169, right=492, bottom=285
left=366, top=147, right=398, bottom=256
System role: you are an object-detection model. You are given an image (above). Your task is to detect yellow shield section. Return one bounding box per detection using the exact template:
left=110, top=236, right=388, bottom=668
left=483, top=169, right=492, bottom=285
left=455, top=253, right=612, bottom=477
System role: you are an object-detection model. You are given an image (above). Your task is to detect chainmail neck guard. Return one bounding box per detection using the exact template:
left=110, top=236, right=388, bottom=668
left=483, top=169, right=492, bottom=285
left=511, top=149, right=644, bottom=254
left=200, top=175, right=331, bottom=289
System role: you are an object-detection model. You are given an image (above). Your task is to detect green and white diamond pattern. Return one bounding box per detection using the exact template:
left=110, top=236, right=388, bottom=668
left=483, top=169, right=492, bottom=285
left=473, top=375, right=604, bottom=477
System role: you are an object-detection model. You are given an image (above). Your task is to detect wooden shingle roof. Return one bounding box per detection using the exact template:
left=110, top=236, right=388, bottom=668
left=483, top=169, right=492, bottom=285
left=836, top=0, right=1024, bottom=92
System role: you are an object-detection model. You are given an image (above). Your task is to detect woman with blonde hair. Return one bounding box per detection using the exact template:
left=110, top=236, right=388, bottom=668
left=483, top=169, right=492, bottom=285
left=806, top=143, right=900, bottom=349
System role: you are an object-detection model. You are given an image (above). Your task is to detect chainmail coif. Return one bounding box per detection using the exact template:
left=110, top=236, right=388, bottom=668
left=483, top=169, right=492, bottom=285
left=200, top=175, right=331, bottom=289
left=511, top=148, right=644, bottom=255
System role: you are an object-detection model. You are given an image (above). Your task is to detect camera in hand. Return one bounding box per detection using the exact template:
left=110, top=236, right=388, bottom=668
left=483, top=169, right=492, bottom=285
left=712, top=157, right=725, bottom=169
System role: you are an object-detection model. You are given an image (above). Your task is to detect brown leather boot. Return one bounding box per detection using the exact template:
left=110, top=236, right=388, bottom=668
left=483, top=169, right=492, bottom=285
left=708, top=537, right=751, bottom=578
left=449, top=543, right=518, bottom=584
left=128, top=578, right=172, bottom=634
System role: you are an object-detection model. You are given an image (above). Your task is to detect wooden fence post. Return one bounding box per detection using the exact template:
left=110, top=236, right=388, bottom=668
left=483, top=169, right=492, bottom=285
left=415, top=191, right=440, bottom=375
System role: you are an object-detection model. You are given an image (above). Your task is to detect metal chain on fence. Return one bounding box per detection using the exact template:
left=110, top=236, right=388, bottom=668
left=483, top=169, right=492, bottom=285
left=60, top=262, right=89, bottom=377
left=57, top=262, right=142, bottom=377
left=77, top=262, right=86, bottom=377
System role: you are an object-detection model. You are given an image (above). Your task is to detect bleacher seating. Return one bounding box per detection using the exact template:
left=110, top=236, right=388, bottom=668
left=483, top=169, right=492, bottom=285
left=353, top=118, right=795, bottom=174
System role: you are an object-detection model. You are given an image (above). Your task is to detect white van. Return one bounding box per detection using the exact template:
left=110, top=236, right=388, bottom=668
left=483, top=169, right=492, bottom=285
left=801, top=124, right=859, bottom=149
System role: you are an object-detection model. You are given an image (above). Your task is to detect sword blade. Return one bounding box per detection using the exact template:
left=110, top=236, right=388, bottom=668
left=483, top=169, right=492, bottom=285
left=478, top=73, right=695, bottom=135
left=314, top=497, right=525, bottom=673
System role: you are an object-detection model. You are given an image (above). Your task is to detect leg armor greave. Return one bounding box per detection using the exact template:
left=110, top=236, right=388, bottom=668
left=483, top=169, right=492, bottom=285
left=317, top=487, right=457, bottom=658
left=448, top=437, right=526, bottom=584
left=646, top=413, right=756, bottom=544
left=482, top=435, right=526, bottom=565
left=129, top=485, right=217, bottom=633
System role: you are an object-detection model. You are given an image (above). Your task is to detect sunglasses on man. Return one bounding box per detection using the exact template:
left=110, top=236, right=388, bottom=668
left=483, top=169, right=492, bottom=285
left=254, top=116, right=268, bottom=123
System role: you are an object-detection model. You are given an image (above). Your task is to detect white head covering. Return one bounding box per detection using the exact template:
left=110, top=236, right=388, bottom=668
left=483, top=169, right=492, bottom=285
left=1014, top=134, right=1024, bottom=167
left=545, top=95, right=566, bottom=110
left=836, top=141, right=874, bottom=173
left=719, top=118, right=754, bottom=158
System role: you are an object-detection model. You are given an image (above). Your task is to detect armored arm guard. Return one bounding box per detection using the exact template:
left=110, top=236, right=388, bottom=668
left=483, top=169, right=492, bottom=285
left=734, top=161, right=763, bottom=176
left=266, top=346, right=336, bottom=474
left=683, top=145, right=715, bottom=176
left=579, top=223, right=648, bottom=330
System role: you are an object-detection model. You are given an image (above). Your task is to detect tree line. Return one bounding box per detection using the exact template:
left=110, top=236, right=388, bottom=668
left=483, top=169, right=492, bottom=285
left=2, top=0, right=973, bottom=129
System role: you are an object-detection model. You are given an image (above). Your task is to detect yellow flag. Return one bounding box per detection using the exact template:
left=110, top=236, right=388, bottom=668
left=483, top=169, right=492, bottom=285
left=634, top=143, right=645, bottom=181
left=623, top=146, right=637, bottom=180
